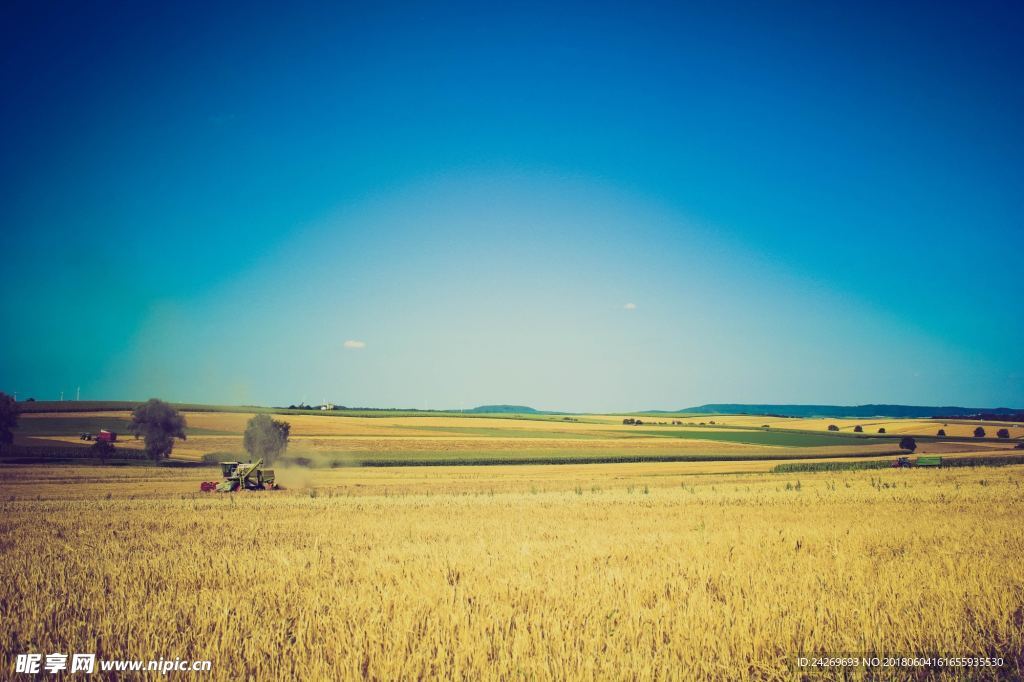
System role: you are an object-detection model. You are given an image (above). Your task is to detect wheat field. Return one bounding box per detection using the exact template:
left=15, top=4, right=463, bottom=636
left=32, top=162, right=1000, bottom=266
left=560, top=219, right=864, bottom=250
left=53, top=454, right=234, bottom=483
left=2, top=464, right=1022, bottom=680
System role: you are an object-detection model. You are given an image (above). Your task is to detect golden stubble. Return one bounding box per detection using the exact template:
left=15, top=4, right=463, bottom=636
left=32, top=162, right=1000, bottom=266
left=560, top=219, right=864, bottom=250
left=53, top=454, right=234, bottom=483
left=0, top=464, right=1021, bottom=680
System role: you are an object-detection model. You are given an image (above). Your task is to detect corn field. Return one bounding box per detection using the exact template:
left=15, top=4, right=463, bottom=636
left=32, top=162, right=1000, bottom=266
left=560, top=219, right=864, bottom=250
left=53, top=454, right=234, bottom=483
left=1, top=465, right=1022, bottom=680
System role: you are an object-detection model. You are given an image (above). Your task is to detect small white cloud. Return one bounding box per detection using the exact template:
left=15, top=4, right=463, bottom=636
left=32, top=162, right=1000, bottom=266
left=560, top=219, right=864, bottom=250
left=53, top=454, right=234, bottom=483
left=343, top=340, right=366, bottom=349
left=624, top=302, right=637, bottom=311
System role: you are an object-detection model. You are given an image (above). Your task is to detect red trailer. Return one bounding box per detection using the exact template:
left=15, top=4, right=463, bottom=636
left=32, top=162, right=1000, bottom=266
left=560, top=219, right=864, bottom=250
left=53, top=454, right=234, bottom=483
left=96, top=430, right=117, bottom=443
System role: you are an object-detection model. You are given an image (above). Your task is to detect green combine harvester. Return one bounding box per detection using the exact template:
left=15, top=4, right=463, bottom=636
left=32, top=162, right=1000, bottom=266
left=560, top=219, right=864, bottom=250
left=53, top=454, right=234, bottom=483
left=200, top=459, right=277, bottom=492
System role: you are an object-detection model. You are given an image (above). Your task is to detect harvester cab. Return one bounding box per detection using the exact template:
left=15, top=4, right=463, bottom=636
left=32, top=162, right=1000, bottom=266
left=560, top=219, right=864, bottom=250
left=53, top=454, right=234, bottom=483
left=201, top=459, right=277, bottom=492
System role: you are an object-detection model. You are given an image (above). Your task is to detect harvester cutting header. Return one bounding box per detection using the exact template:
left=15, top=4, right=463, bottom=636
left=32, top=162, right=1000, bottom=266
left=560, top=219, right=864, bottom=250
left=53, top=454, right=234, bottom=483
left=201, top=459, right=277, bottom=492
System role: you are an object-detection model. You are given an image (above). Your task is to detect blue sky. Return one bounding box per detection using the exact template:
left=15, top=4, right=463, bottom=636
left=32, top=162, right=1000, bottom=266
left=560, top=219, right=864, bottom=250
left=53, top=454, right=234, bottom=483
left=2, top=1, right=1021, bottom=411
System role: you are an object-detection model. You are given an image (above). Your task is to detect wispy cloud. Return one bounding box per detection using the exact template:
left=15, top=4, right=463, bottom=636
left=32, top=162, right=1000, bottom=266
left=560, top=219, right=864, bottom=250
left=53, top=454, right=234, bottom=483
left=624, top=302, right=637, bottom=311
left=343, top=340, right=366, bottom=349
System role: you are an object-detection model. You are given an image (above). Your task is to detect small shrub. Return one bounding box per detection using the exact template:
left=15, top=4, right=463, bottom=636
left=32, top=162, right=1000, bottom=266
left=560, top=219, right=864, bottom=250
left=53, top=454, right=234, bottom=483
left=91, top=440, right=115, bottom=461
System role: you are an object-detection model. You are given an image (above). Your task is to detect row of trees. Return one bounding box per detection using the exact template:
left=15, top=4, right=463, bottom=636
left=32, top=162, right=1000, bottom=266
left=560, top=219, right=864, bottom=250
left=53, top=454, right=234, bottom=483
left=975, top=427, right=1012, bottom=438
left=934, top=427, right=1013, bottom=438
left=841, top=423, right=1014, bottom=439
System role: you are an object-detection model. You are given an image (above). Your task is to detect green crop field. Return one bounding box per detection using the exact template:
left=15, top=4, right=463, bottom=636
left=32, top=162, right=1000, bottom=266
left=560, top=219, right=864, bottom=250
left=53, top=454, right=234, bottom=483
left=635, top=428, right=872, bottom=447
left=774, top=454, right=1024, bottom=473
left=256, top=447, right=906, bottom=468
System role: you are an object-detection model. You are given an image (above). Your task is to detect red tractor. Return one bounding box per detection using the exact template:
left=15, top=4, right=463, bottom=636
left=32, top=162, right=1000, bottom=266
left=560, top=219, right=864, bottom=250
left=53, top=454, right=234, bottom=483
left=80, top=429, right=117, bottom=442
left=892, top=456, right=913, bottom=468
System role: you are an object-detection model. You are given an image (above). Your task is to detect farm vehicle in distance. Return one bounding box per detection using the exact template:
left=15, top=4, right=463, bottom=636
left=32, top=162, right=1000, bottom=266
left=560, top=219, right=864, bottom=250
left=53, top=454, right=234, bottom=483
left=80, top=430, right=117, bottom=443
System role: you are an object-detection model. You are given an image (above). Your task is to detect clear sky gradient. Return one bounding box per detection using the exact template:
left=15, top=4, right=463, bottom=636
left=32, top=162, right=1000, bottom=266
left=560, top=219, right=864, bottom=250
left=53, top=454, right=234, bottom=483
left=2, top=1, right=1021, bottom=411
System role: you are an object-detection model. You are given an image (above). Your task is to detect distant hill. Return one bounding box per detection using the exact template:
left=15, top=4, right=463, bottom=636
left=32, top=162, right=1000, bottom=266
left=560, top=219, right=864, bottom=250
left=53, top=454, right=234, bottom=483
left=677, top=404, right=1024, bottom=419
left=14, top=400, right=554, bottom=418
left=466, top=405, right=543, bottom=414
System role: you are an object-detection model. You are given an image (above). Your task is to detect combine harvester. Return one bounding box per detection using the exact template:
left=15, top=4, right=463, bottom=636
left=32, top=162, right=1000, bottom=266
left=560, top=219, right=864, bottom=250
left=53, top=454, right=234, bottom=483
left=200, top=459, right=278, bottom=492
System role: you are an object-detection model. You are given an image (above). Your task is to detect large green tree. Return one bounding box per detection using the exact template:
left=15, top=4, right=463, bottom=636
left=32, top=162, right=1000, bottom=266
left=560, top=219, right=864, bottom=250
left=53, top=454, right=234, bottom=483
left=0, top=392, right=19, bottom=446
left=130, top=399, right=187, bottom=460
left=243, top=414, right=290, bottom=464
